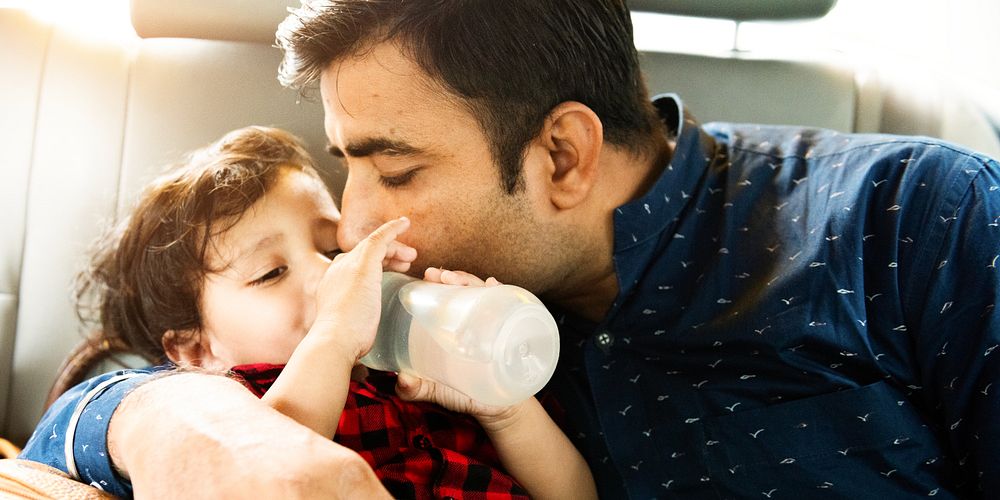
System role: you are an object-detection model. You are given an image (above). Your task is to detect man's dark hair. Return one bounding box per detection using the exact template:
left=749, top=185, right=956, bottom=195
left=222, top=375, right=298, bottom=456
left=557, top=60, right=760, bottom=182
left=276, top=0, right=661, bottom=193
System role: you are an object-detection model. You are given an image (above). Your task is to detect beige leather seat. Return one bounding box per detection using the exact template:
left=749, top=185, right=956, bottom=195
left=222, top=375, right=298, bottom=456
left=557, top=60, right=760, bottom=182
left=2, top=0, right=998, bottom=447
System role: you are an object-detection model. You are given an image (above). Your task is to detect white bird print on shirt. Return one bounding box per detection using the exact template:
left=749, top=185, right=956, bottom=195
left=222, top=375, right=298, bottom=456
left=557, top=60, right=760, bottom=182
left=750, top=429, right=765, bottom=438
left=872, top=179, right=888, bottom=187
left=982, top=383, right=993, bottom=396
left=857, top=413, right=871, bottom=422
left=763, top=488, right=778, bottom=498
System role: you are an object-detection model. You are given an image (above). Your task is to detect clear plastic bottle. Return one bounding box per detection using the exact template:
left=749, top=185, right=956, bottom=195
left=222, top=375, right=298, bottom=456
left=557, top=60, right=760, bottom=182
left=359, top=272, right=560, bottom=406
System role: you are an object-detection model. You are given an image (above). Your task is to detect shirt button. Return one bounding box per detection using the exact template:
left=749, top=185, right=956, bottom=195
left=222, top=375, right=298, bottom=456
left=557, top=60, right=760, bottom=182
left=412, top=434, right=431, bottom=449
left=595, top=331, right=614, bottom=352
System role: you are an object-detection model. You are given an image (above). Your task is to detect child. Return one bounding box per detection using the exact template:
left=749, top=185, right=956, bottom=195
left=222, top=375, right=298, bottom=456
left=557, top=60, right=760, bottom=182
left=64, top=126, right=596, bottom=499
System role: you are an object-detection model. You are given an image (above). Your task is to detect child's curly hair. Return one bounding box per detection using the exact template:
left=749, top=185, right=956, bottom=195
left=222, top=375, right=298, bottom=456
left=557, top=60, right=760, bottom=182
left=75, top=126, right=322, bottom=363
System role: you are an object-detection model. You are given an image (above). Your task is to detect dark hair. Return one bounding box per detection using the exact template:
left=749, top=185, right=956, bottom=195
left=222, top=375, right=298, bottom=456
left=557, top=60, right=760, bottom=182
left=276, top=0, right=661, bottom=193
left=75, top=126, right=320, bottom=363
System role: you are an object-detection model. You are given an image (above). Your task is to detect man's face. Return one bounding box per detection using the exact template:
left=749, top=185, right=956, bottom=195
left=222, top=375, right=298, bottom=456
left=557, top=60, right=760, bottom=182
left=321, top=42, right=565, bottom=289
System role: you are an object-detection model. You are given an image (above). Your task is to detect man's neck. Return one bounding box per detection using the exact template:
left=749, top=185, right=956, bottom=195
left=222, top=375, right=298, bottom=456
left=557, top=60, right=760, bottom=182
left=547, top=133, right=674, bottom=324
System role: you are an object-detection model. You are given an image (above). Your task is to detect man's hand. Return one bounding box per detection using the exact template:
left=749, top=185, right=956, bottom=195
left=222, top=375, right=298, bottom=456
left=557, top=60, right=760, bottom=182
left=109, top=372, right=391, bottom=499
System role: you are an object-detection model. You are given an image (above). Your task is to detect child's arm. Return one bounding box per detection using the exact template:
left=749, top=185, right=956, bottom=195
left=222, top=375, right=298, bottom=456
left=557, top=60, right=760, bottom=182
left=262, top=217, right=416, bottom=438
left=478, top=398, right=598, bottom=500
left=397, top=374, right=597, bottom=500
left=396, top=267, right=598, bottom=500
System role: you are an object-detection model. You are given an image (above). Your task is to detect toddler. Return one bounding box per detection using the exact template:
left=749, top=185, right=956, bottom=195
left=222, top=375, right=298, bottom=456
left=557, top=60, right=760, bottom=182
left=47, top=126, right=595, bottom=499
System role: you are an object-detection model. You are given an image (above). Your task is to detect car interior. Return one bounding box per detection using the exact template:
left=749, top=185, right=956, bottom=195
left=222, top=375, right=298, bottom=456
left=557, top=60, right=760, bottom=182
left=2, top=0, right=999, bottom=476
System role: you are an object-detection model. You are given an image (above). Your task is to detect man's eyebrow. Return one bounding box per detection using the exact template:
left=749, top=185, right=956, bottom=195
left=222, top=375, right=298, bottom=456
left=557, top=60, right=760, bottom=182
left=326, top=137, right=423, bottom=158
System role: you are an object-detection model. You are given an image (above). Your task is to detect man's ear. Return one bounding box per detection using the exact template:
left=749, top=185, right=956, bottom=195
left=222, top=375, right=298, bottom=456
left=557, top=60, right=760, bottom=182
left=537, top=101, right=603, bottom=210
left=162, top=329, right=215, bottom=368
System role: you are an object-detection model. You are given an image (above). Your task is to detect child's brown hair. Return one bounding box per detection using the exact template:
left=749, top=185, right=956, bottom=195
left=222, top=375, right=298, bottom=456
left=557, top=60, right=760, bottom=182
left=75, top=126, right=322, bottom=363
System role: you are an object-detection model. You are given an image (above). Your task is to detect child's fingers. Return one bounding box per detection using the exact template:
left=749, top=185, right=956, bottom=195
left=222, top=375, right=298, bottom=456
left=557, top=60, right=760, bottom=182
left=383, top=259, right=411, bottom=273
left=424, top=267, right=499, bottom=286
left=384, top=240, right=417, bottom=264
left=394, top=372, right=427, bottom=401
left=353, top=217, right=410, bottom=260
left=423, top=267, right=444, bottom=283
left=440, top=269, right=482, bottom=286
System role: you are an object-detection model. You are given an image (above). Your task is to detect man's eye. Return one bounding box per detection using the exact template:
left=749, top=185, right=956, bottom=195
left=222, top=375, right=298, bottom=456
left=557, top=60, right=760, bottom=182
left=250, top=266, right=287, bottom=286
left=379, top=169, right=418, bottom=188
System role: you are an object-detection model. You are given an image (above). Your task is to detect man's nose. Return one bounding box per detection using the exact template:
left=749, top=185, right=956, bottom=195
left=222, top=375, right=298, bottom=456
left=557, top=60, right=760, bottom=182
left=336, top=175, right=383, bottom=252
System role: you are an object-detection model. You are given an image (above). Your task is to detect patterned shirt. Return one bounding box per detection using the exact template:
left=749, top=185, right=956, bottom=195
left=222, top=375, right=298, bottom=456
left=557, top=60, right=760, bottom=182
left=544, top=94, right=1000, bottom=498
left=20, top=364, right=528, bottom=499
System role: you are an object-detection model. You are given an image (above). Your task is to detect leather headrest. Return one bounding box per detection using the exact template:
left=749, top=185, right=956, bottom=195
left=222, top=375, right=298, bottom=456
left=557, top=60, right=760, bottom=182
left=130, top=0, right=298, bottom=43
left=130, top=0, right=838, bottom=43
left=629, top=0, right=837, bottom=21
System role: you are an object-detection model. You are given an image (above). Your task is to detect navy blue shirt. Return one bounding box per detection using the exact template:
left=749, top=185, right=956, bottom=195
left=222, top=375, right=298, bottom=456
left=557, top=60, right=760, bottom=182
left=545, top=95, right=1000, bottom=498
left=21, top=95, right=1000, bottom=498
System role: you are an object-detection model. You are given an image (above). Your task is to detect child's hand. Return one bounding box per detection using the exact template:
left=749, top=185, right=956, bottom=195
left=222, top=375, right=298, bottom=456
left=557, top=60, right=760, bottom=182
left=395, top=371, right=523, bottom=421
left=396, top=267, right=511, bottom=418
left=311, top=217, right=416, bottom=363
left=423, top=267, right=501, bottom=287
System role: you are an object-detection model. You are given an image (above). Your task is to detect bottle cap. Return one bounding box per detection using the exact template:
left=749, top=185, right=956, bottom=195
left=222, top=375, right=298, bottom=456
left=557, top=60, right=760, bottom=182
left=492, top=302, right=560, bottom=401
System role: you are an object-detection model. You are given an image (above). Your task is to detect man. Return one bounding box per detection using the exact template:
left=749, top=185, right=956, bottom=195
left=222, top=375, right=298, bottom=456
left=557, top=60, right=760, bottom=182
left=23, top=0, right=1000, bottom=498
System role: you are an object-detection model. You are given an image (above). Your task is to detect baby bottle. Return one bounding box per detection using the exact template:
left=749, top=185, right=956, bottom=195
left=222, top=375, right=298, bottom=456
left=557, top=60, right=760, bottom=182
left=359, top=272, right=560, bottom=406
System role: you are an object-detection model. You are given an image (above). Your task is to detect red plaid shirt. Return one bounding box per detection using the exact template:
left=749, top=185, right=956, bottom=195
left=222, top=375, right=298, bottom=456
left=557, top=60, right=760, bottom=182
left=230, top=364, right=529, bottom=500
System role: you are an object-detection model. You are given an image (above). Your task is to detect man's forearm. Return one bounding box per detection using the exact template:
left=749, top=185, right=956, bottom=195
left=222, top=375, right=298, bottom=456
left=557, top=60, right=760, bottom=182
left=109, top=372, right=390, bottom=499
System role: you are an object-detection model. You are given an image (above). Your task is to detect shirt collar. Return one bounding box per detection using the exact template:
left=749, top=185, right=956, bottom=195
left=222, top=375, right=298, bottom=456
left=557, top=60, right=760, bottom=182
left=611, top=94, right=716, bottom=300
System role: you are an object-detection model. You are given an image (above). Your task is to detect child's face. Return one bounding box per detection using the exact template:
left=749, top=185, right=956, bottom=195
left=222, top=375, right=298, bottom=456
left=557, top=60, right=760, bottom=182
left=172, top=167, right=341, bottom=369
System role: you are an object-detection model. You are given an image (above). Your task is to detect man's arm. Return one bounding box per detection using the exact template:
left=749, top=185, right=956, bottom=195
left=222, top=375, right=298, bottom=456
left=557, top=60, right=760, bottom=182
left=109, top=372, right=389, bottom=499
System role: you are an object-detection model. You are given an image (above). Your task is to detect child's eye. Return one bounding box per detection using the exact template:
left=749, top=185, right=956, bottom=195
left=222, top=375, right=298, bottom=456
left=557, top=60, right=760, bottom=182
left=250, top=266, right=287, bottom=286
left=378, top=169, right=419, bottom=188
left=323, top=249, right=342, bottom=260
